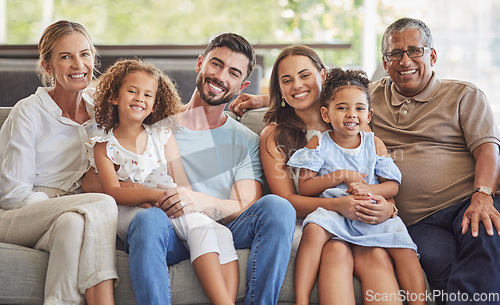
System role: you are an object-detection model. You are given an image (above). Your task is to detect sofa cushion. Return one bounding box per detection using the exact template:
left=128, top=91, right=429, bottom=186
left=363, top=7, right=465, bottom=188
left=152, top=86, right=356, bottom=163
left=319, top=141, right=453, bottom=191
left=0, top=242, right=47, bottom=304
left=0, top=242, right=322, bottom=305
left=0, top=242, right=138, bottom=305
left=117, top=247, right=323, bottom=304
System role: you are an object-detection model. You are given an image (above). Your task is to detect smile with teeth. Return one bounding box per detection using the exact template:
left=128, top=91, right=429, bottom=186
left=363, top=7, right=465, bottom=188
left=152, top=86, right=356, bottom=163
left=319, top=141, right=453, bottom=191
left=399, top=70, right=416, bottom=76
left=344, top=122, right=358, bottom=127
left=293, top=91, right=309, bottom=99
left=208, top=82, right=224, bottom=93
left=131, top=105, right=145, bottom=111
left=69, top=73, right=86, bottom=79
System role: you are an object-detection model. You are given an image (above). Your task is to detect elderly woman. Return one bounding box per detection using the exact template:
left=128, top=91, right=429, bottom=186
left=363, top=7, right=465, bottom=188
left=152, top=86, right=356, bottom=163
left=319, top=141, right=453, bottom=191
left=0, top=20, right=118, bottom=304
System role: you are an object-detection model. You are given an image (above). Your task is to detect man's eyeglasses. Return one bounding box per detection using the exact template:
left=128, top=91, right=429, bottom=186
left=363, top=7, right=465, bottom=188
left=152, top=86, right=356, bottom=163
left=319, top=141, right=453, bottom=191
left=384, top=47, right=431, bottom=62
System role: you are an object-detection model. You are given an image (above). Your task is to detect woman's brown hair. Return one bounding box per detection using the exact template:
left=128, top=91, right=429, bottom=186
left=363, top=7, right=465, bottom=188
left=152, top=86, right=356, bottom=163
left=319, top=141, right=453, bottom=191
left=263, top=45, right=326, bottom=163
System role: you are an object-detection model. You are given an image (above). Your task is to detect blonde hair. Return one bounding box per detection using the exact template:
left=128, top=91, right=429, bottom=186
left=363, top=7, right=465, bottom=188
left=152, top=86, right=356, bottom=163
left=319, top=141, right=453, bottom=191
left=36, top=20, right=99, bottom=87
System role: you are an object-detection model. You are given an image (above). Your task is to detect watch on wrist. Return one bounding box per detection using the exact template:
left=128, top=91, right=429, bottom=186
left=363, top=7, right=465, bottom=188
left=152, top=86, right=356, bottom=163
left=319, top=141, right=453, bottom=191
left=472, top=186, right=494, bottom=198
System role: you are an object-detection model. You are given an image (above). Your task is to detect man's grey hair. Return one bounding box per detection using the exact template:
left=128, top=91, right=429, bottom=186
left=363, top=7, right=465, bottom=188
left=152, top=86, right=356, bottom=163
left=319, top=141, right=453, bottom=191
left=381, top=17, right=434, bottom=54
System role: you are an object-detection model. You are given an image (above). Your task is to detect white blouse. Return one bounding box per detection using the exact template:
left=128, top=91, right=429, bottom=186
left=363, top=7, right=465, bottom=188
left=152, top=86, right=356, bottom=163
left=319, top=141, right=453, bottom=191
left=0, top=87, right=100, bottom=209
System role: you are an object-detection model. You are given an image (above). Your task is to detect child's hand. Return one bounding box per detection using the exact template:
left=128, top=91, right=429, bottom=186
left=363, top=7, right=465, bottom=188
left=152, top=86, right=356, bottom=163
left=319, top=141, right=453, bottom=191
left=346, top=182, right=373, bottom=196
left=341, top=170, right=368, bottom=186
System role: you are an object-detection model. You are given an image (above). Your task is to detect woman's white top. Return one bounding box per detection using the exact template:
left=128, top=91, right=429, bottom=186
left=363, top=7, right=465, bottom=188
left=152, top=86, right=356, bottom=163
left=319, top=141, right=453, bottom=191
left=0, top=87, right=100, bottom=209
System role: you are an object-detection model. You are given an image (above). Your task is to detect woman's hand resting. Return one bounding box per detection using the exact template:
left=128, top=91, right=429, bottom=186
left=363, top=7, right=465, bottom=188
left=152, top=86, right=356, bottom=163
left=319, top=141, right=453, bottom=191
left=333, top=194, right=373, bottom=221
left=354, top=194, right=394, bottom=224
left=328, top=193, right=393, bottom=225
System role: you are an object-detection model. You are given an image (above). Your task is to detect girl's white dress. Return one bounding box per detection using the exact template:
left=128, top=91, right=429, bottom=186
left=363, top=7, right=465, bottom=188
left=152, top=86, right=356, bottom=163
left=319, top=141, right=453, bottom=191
left=287, top=130, right=417, bottom=251
left=87, top=124, right=237, bottom=263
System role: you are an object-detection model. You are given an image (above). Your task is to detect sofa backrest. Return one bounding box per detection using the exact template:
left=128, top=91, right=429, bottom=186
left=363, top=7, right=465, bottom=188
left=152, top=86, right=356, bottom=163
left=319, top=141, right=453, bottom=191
left=0, top=68, right=41, bottom=107
left=0, top=107, right=10, bottom=128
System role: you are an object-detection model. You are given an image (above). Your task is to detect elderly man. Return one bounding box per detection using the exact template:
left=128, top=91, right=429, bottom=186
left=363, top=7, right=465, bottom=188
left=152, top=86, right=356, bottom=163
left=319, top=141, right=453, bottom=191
left=369, top=17, right=500, bottom=305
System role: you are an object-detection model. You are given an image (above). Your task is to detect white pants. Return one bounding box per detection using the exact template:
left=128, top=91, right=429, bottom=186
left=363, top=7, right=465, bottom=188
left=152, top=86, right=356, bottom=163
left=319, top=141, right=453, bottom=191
left=0, top=193, right=119, bottom=305
left=172, top=212, right=238, bottom=264
left=118, top=206, right=237, bottom=264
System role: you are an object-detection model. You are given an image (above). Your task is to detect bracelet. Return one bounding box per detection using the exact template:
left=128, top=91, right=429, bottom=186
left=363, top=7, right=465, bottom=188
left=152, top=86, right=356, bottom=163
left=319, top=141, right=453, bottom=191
left=390, top=202, right=399, bottom=218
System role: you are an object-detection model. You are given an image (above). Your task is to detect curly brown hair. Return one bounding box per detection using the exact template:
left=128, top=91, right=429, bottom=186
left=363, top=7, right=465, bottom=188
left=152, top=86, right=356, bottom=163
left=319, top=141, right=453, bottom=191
left=94, top=58, right=181, bottom=133
left=320, top=67, right=371, bottom=109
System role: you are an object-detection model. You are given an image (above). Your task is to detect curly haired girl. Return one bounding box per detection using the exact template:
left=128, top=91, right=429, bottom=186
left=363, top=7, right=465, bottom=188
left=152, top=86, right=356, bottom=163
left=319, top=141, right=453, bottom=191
left=288, top=67, right=425, bottom=305
left=89, top=58, right=239, bottom=305
left=94, top=58, right=180, bottom=132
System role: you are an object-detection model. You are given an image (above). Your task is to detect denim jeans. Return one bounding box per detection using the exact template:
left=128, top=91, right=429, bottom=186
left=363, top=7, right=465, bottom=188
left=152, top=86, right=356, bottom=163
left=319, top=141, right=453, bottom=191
left=127, top=194, right=296, bottom=305
left=407, top=196, right=500, bottom=305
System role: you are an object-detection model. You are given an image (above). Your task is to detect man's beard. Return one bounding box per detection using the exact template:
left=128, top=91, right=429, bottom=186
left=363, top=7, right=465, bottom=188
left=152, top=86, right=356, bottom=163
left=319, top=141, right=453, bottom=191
left=196, top=75, right=235, bottom=106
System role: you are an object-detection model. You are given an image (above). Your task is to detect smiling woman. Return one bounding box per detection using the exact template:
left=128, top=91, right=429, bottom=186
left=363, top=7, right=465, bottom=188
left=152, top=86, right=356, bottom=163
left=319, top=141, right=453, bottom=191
left=40, top=31, right=95, bottom=122
left=0, top=19, right=118, bottom=305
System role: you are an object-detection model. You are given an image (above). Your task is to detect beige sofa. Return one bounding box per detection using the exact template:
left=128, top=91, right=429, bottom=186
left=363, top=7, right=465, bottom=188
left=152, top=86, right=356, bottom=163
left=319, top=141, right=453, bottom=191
left=0, top=106, right=434, bottom=305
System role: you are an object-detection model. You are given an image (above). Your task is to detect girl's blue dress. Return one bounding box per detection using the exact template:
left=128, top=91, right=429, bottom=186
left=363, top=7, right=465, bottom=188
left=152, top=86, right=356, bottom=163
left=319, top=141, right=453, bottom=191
left=287, top=130, right=417, bottom=251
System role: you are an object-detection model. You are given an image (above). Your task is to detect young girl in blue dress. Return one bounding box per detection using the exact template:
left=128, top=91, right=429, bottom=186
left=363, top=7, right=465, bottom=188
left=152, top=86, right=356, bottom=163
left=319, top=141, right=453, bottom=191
left=89, top=58, right=239, bottom=304
left=288, top=67, right=425, bottom=305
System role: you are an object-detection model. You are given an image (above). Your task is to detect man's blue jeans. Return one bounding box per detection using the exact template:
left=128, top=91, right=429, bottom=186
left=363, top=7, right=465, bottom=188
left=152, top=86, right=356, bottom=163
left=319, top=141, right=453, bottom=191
left=407, top=196, right=500, bottom=305
left=126, top=194, right=296, bottom=305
